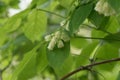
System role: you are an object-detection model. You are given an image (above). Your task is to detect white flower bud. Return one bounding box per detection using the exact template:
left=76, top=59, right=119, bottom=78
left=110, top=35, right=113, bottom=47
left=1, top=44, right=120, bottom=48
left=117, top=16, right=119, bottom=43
left=47, top=37, right=56, bottom=50
left=95, top=0, right=104, bottom=14
left=102, top=2, right=115, bottom=16
left=61, top=32, right=70, bottom=42
left=57, top=40, right=64, bottom=48
left=44, top=35, right=52, bottom=42
left=102, top=2, right=109, bottom=12
left=95, top=0, right=116, bottom=16
left=55, top=31, right=61, bottom=39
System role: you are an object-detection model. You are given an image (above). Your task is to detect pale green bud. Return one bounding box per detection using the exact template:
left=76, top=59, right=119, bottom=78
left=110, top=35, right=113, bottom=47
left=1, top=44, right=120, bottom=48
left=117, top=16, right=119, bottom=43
left=57, top=40, right=64, bottom=48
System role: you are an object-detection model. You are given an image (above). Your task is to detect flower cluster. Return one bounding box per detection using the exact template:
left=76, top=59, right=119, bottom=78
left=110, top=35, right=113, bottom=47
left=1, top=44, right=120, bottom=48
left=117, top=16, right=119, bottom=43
left=95, top=0, right=116, bottom=16
left=45, top=31, right=70, bottom=50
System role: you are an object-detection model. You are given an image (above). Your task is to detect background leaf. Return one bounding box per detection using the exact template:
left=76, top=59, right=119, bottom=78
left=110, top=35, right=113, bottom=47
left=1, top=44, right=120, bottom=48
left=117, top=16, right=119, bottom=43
left=1, top=9, right=29, bottom=33
left=96, top=43, right=119, bottom=71
left=11, top=46, right=39, bottom=80
left=69, top=3, right=93, bottom=34
left=22, top=9, right=47, bottom=42
left=58, top=0, right=74, bottom=9
left=36, top=44, right=48, bottom=73
left=89, top=10, right=109, bottom=30
left=107, top=0, right=120, bottom=13
left=54, top=55, right=74, bottom=78
left=117, top=71, right=120, bottom=80
left=105, top=16, right=120, bottom=33
left=104, top=32, right=120, bottom=48
left=76, top=41, right=99, bottom=67
left=70, top=38, right=89, bottom=49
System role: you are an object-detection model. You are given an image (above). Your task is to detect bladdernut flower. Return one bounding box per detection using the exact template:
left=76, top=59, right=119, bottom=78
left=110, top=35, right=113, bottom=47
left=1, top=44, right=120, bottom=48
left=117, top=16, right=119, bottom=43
left=61, top=32, right=70, bottom=42
left=95, top=0, right=105, bottom=14
left=45, top=30, right=70, bottom=50
left=57, top=40, right=64, bottom=48
left=47, top=36, right=57, bottom=50
left=95, top=0, right=116, bottom=16
left=54, top=31, right=61, bottom=39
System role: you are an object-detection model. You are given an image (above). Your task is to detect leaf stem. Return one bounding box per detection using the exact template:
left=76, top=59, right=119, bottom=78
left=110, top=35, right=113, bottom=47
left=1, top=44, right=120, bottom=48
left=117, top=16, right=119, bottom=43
left=37, top=8, right=66, bottom=19
left=61, top=57, right=120, bottom=80
left=89, top=41, right=103, bottom=61
left=75, top=36, right=120, bottom=41
left=82, top=24, right=113, bottom=35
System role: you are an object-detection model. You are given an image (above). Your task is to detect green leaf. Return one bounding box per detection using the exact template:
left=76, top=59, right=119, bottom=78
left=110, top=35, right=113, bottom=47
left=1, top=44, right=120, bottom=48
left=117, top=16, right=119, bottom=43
left=91, top=29, right=107, bottom=39
left=54, top=55, right=74, bottom=78
left=91, top=17, right=120, bottom=46
left=11, top=46, right=38, bottom=80
left=13, top=35, right=35, bottom=54
left=58, top=0, right=74, bottom=9
left=22, top=9, right=47, bottom=42
left=76, top=41, right=98, bottom=67
left=117, top=71, right=120, bottom=80
left=88, top=71, right=99, bottom=80
left=89, top=10, right=109, bottom=30
left=117, top=14, right=120, bottom=24
left=105, top=16, right=120, bottom=33
left=0, top=1, right=7, bottom=13
left=2, top=9, right=29, bottom=33
left=2, top=0, right=19, bottom=8
left=70, top=37, right=89, bottom=49
left=69, top=3, right=93, bottom=34
left=9, top=0, right=19, bottom=8
left=104, top=32, right=120, bottom=48
left=107, top=0, right=120, bottom=13
left=0, top=29, right=7, bottom=46
left=47, top=42, right=70, bottom=69
left=96, top=43, right=119, bottom=71
left=36, top=45, right=48, bottom=73
left=2, top=17, right=21, bottom=33
left=30, top=0, right=47, bottom=8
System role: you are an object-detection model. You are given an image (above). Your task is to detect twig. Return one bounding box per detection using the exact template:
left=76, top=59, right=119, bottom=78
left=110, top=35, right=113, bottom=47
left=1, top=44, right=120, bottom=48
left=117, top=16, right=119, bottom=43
left=37, top=8, right=66, bottom=19
left=60, top=57, right=120, bottom=80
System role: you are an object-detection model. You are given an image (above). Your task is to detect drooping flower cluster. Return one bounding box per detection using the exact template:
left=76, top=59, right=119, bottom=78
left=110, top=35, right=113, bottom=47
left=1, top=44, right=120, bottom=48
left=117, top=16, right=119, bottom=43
left=45, top=31, right=70, bottom=50
left=94, top=0, right=116, bottom=16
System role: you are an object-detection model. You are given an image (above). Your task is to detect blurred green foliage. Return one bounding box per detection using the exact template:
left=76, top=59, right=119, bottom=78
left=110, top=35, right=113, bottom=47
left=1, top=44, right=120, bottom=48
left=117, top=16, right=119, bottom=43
left=0, top=0, right=120, bottom=80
